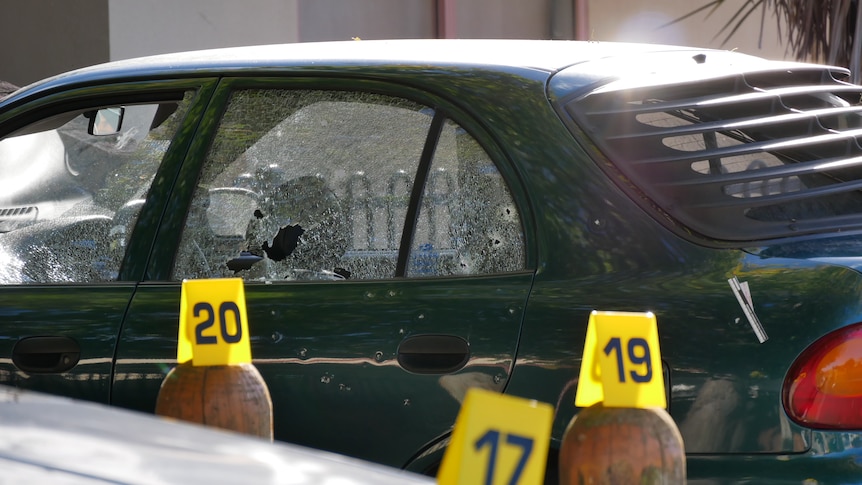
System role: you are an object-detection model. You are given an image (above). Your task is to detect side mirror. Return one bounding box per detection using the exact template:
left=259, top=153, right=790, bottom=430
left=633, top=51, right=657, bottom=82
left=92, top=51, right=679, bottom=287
left=87, top=107, right=125, bottom=136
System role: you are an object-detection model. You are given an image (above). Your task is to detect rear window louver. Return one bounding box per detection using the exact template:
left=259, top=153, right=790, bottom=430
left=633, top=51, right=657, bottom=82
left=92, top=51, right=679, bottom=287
left=567, top=66, right=862, bottom=242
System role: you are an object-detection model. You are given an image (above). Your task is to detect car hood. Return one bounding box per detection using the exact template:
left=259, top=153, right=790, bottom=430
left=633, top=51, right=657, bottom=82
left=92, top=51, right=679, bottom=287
left=0, top=386, right=433, bottom=484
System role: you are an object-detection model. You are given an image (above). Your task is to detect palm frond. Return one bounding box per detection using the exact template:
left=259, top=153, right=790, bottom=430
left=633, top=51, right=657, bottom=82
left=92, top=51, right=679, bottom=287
left=712, top=0, right=765, bottom=46
left=657, top=0, right=727, bottom=29
left=670, top=0, right=859, bottom=68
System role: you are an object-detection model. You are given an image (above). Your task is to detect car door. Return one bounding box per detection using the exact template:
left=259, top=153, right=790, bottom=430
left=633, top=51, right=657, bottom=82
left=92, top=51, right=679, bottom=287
left=0, top=81, right=212, bottom=403
left=112, top=78, right=534, bottom=467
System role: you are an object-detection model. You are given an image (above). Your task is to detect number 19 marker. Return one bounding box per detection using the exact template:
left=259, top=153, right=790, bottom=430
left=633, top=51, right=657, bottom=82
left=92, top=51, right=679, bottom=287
left=574, top=311, right=666, bottom=409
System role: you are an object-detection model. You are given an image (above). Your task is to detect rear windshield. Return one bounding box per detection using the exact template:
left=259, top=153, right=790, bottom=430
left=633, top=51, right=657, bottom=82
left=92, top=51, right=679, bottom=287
left=561, top=61, right=862, bottom=243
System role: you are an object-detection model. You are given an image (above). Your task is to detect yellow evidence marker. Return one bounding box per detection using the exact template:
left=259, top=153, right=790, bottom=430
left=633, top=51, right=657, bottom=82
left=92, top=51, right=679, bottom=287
left=438, top=388, right=553, bottom=485
left=177, top=278, right=252, bottom=366
left=574, top=311, right=666, bottom=409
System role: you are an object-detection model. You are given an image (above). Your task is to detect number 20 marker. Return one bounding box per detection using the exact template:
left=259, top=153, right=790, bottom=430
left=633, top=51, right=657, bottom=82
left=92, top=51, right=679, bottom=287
left=177, top=278, right=252, bottom=366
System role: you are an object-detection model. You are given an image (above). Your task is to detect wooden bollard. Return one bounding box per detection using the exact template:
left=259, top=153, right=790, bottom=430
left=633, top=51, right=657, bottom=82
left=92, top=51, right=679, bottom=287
left=559, top=403, right=685, bottom=484
left=156, top=362, right=273, bottom=440
left=158, top=278, right=272, bottom=439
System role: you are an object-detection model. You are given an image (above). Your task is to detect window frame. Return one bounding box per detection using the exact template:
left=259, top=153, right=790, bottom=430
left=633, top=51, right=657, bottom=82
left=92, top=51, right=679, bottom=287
left=0, top=79, right=218, bottom=283
left=149, top=76, right=536, bottom=282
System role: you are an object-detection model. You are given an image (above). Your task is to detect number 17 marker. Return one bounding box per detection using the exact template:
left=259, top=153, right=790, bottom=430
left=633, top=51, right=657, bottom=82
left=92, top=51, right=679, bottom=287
left=438, top=388, right=552, bottom=485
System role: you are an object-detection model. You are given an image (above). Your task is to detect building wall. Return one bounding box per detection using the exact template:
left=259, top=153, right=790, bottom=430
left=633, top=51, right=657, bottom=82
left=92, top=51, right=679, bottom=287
left=588, top=0, right=789, bottom=61
left=450, top=0, right=554, bottom=39
left=109, top=0, right=300, bottom=60
left=1, top=0, right=795, bottom=86
left=0, top=0, right=109, bottom=87
left=297, top=0, right=436, bottom=41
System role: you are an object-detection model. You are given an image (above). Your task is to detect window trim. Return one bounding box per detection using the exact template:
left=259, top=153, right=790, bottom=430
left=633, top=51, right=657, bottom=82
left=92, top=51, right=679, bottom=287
left=396, top=111, right=447, bottom=277
left=148, top=76, right=535, bottom=281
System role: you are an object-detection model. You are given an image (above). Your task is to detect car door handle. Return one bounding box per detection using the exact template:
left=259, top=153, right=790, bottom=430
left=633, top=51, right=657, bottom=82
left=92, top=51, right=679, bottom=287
left=397, top=334, right=469, bottom=374
left=12, top=336, right=81, bottom=374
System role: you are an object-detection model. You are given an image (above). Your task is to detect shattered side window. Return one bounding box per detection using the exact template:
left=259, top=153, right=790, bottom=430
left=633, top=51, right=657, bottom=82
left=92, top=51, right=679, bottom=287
left=408, top=120, right=525, bottom=276
left=0, top=92, right=194, bottom=283
left=173, top=89, right=525, bottom=282
left=173, top=89, right=431, bottom=281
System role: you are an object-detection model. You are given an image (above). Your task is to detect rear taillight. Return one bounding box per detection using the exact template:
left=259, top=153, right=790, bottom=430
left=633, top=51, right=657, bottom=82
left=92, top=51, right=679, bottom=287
left=783, top=323, right=862, bottom=429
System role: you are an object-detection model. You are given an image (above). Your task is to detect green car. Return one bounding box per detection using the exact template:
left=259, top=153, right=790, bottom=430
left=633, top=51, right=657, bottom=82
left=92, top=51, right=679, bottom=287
left=2, top=39, right=862, bottom=483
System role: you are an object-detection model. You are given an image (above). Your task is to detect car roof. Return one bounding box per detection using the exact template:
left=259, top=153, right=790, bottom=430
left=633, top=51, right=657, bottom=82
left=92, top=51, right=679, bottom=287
left=4, top=39, right=840, bottom=108
left=1, top=39, right=744, bottom=100
left=103, top=38, right=707, bottom=71
left=0, top=385, right=433, bottom=484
